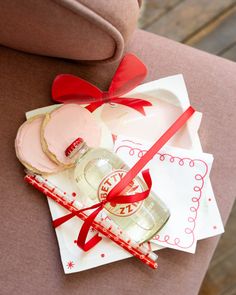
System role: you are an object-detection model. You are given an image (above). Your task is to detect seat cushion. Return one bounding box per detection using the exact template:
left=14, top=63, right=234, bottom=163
left=0, top=29, right=235, bottom=295
left=0, top=0, right=140, bottom=62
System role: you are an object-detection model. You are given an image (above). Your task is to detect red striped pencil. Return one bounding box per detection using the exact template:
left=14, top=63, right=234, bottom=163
left=24, top=173, right=158, bottom=269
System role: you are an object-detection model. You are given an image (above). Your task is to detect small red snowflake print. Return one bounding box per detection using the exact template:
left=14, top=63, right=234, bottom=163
left=66, top=261, right=75, bottom=269
left=101, top=253, right=105, bottom=258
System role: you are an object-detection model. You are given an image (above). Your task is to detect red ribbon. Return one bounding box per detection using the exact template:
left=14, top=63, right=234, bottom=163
left=53, top=106, right=195, bottom=251
left=51, top=54, right=152, bottom=115
left=53, top=169, right=152, bottom=251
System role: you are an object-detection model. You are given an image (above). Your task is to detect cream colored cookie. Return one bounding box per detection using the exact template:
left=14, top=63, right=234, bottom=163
left=15, top=115, right=62, bottom=175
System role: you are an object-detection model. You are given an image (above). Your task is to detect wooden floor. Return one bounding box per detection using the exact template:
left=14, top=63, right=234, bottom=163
left=139, top=1, right=236, bottom=295
left=139, top=0, right=236, bottom=61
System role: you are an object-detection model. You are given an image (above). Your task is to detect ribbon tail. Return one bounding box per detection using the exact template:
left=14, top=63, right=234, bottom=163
left=86, top=96, right=152, bottom=115
left=53, top=202, right=104, bottom=251
left=53, top=212, right=75, bottom=228
left=76, top=206, right=103, bottom=251
left=52, top=202, right=102, bottom=228
left=142, top=169, right=152, bottom=188
left=85, top=101, right=104, bottom=113
left=119, top=102, right=146, bottom=115
left=113, top=97, right=152, bottom=115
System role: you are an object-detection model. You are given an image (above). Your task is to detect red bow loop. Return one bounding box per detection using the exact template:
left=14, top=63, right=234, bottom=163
left=52, top=74, right=103, bottom=104
left=51, top=54, right=152, bottom=115
left=108, top=53, right=148, bottom=98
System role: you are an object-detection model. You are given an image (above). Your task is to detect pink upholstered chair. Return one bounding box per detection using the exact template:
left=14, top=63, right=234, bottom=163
left=0, top=1, right=235, bottom=294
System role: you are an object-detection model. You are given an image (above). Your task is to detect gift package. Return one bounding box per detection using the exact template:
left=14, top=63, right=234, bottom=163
left=15, top=54, right=224, bottom=273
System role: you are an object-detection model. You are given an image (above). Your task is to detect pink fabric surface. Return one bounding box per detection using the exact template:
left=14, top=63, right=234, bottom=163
left=0, top=0, right=140, bottom=62
left=0, top=30, right=236, bottom=295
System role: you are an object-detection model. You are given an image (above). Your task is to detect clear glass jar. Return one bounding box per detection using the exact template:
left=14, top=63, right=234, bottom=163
left=71, top=139, right=170, bottom=243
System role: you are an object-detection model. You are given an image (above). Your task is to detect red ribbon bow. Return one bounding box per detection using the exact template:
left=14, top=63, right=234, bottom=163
left=51, top=53, right=152, bottom=115
left=53, top=169, right=152, bottom=251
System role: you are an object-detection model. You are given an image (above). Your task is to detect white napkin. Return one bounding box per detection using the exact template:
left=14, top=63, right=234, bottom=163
left=114, top=136, right=224, bottom=253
